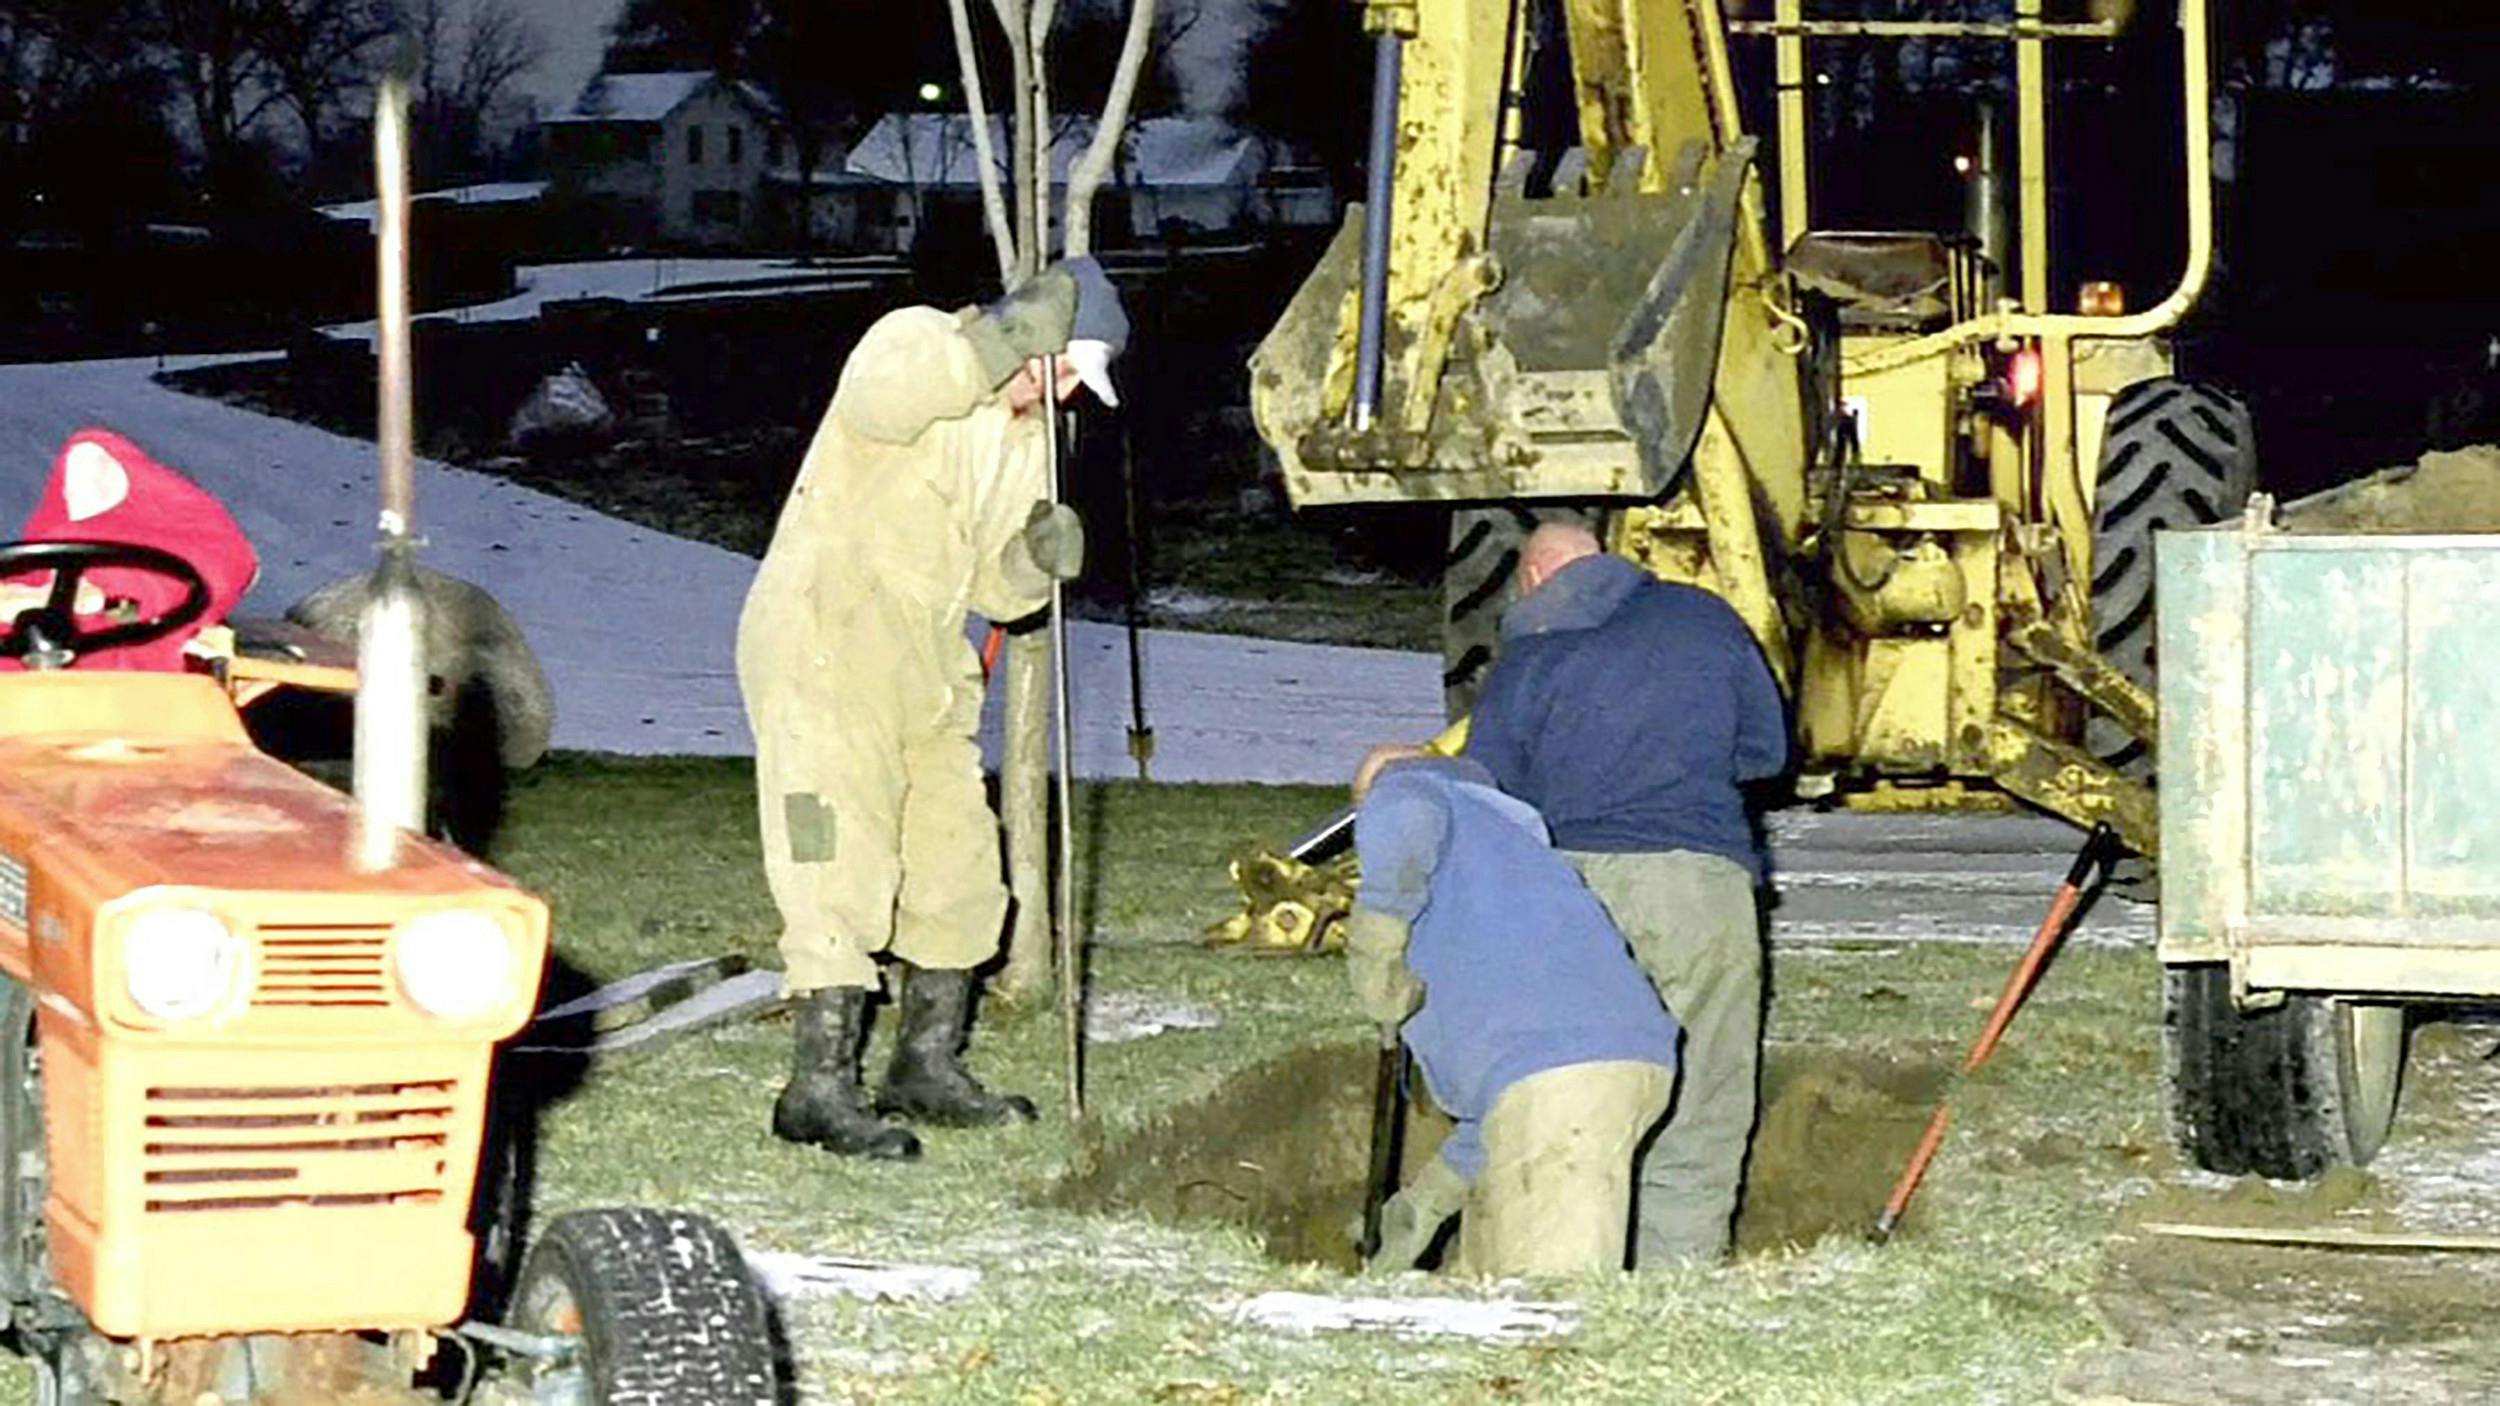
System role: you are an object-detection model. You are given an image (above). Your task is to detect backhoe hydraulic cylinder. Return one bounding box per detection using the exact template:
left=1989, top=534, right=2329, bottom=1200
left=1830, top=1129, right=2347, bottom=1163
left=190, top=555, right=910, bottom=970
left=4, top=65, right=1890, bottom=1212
left=1353, top=31, right=1404, bottom=433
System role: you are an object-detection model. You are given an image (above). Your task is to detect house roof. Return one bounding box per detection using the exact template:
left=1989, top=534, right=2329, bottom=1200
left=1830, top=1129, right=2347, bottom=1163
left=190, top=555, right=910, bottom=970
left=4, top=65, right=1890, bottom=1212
left=545, top=71, right=773, bottom=125
left=845, top=114, right=1082, bottom=186
left=844, top=113, right=1264, bottom=188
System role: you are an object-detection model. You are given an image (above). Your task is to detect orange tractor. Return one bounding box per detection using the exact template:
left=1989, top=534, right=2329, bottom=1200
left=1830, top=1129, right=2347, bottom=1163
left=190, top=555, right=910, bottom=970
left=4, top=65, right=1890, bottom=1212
left=0, top=540, right=777, bottom=1404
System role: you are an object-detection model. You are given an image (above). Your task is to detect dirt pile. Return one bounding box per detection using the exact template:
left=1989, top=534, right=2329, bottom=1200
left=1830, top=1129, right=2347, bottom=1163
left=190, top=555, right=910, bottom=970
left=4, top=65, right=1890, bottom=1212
left=1738, top=1053, right=1950, bottom=1252
left=1040, top=1044, right=1387, bottom=1271
left=2278, top=445, right=2500, bottom=533
left=1041, top=1044, right=1953, bottom=1270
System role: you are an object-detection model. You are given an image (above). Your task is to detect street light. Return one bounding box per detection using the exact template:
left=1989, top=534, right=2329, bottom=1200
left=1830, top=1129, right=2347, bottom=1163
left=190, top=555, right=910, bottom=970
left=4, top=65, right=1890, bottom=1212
left=918, top=81, right=944, bottom=103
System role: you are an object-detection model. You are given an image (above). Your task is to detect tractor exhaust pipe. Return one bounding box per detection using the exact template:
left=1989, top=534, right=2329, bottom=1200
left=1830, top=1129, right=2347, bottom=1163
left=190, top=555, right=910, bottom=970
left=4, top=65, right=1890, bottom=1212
left=354, top=61, right=430, bottom=871
left=1352, top=26, right=1405, bottom=434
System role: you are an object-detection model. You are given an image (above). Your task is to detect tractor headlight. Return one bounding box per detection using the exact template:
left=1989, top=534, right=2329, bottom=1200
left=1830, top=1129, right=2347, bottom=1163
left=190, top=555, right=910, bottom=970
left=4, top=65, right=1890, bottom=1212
left=393, top=910, right=514, bottom=1020
left=122, top=909, right=249, bottom=1023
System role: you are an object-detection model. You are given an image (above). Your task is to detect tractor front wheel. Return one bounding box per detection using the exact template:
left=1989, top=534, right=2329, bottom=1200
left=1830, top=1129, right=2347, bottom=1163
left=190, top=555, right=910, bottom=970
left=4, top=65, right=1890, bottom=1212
left=1, top=982, right=109, bottom=1406
left=504, top=1207, right=778, bottom=1406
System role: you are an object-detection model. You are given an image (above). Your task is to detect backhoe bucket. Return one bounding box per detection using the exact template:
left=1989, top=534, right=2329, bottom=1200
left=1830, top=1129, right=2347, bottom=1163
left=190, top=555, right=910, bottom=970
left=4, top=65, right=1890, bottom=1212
left=1251, top=138, right=1755, bottom=509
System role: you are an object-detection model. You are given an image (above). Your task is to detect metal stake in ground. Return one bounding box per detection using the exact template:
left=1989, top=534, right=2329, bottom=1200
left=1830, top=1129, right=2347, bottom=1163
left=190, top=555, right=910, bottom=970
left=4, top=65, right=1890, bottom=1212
left=1120, top=413, right=1154, bottom=780
left=1873, top=823, right=2119, bottom=1240
left=1043, top=365, right=1084, bottom=1120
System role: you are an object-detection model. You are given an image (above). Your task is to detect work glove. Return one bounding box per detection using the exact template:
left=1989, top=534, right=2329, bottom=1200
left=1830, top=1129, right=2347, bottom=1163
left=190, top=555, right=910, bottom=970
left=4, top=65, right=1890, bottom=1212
left=1018, top=501, right=1085, bottom=582
left=1363, top=1153, right=1470, bottom=1272
left=963, top=267, right=1078, bottom=389
left=1344, top=907, right=1423, bottom=1029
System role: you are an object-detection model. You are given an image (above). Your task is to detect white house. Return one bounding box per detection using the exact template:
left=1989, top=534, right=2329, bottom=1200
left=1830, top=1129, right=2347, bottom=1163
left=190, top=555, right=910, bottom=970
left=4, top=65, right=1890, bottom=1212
left=540, top=72, right=785, bottom=248
left=835, top=113, right=1333, bottom=252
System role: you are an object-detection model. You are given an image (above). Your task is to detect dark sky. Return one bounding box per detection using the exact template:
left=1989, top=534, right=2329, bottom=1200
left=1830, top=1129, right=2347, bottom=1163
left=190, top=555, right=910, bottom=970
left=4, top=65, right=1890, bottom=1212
left=505, top=0, right=1267, bottom=120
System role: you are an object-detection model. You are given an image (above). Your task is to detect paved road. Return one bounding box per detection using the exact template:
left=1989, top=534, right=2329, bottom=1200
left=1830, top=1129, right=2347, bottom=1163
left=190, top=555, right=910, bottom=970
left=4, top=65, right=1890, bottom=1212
left=0, top=355, right=2141, bottom=943
left=0, top=354, right=1444, bottom=777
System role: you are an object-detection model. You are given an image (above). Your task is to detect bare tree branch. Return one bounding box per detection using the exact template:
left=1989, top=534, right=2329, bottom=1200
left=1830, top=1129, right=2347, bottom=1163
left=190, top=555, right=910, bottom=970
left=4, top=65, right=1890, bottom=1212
left=947, top=0, right=1018, bottom=284
left=984, top=0, right=1040, bottom=276
left=455, top=0, right=545, bottom=118
left=1026, top=0, right=1057, bottom=261
left=1063, top=0, right=1154, bottom=255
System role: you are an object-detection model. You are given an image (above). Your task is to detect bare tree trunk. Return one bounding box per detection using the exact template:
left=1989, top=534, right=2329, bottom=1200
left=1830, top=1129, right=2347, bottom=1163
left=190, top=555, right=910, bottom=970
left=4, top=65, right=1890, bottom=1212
left=947, top=0, right=1018, bottom=284
left=955, top=0, right=1056, bottom=1005
left=965, top=0, right=1160, bottom=1012
left=986, top=0, right=1041, bottom=277
left=1064, top=0, right=1156, bottom=255
left=1027, top=0, right=1058, bottom=258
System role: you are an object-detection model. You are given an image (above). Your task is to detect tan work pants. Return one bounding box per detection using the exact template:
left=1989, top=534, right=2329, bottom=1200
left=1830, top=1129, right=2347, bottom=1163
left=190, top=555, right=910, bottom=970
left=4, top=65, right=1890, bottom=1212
left=1566, top=849, right=1763, bottom=1267
left=741, top=593, right=1006, bottom=993
left=1456, top=1060, right=1676, bottom=1277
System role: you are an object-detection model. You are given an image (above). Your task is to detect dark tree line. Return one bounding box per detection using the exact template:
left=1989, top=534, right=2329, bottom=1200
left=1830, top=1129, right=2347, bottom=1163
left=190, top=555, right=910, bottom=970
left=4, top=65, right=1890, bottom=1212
left=0, top=0, right=545, bottom=231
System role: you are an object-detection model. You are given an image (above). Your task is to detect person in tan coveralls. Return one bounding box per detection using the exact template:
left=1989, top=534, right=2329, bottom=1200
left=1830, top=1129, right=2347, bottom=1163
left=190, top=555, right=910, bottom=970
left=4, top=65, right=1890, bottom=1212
left=739, top=257, right=1127, bottom=1161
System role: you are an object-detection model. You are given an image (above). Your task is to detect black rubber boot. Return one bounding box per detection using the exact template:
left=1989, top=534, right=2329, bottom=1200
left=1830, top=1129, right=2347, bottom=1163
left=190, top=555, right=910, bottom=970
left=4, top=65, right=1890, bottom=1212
left=772, top=987, right=921, bottom=1160
left=876, top=964, right=1038, bottom=1127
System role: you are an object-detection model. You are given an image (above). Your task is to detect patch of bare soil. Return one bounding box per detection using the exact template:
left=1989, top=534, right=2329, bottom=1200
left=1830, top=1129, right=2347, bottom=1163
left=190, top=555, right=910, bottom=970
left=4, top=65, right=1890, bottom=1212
left=2059, top=1025, right=2500, bottom=1404
left=2059, top=1233, right=2500, bottom=1405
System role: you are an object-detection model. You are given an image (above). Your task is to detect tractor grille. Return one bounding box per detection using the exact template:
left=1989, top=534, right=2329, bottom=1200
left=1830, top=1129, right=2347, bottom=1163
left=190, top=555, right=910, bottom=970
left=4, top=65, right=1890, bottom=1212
left=251, top=923, right=392, bottom=1008
left=140, top=1080, right=458, bottom=1214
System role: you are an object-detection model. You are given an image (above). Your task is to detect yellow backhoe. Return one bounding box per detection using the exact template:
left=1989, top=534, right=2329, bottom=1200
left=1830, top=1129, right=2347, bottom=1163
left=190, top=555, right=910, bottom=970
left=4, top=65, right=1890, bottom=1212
left=1217, top=0, right=2250, bottom=950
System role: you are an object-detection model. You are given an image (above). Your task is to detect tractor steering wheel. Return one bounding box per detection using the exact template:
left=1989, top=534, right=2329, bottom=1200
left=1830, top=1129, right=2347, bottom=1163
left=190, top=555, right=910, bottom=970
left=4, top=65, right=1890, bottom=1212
left=0, top=540, right=212, bottom=669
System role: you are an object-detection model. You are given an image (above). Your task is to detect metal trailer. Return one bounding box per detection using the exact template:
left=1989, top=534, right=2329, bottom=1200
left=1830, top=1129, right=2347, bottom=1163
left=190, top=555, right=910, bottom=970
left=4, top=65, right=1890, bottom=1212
left=2157, top=503, right=2500, bottom=1180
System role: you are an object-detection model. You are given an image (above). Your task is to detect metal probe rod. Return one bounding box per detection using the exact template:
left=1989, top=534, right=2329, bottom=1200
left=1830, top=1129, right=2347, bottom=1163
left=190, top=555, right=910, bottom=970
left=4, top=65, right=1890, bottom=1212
left=1044, top=363, right=1084, bottom=1119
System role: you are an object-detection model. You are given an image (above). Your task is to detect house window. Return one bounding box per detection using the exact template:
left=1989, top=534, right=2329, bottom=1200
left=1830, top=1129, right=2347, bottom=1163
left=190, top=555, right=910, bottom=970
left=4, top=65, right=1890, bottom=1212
left=727, top=125, right=744, bottom=165
left=687, top=125, right=704, bottom=165
left=767, top=132, right=784, bottom=168
left=694, top=190, right=742, bottom=225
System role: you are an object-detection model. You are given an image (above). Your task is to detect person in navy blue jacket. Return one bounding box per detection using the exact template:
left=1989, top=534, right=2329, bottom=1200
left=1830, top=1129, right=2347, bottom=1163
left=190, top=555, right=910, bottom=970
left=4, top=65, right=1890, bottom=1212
left=1346, top=747, right=1680, bottom=1276
left=1465, top=521, right=1787, bottom=1267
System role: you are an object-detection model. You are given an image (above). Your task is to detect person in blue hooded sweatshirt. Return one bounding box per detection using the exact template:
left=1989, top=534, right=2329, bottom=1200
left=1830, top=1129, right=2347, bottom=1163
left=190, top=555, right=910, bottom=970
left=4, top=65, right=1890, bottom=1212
left=1346, top=746, right=1681, bottom=1276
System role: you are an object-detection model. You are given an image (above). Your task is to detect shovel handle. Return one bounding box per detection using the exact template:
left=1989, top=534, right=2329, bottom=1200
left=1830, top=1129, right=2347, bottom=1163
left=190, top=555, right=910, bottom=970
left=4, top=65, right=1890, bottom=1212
left=1358, top=1026, right=1407, bottom=1260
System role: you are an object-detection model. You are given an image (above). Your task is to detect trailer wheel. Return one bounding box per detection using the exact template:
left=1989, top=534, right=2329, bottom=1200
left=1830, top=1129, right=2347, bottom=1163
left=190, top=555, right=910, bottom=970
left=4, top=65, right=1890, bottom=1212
left=2162, top=964, right=2405, bottom=1179
left=1442, top=505, right=1604, bottom=719
left=505, top=1207, right=778, bottom=1406
left=2087, top=378, right=2256, bottom=777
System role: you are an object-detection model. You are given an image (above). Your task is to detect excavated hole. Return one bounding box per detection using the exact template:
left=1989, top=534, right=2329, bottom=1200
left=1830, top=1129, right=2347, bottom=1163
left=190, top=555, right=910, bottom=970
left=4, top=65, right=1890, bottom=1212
left=1039, top=1044, right=1950, bottom=1270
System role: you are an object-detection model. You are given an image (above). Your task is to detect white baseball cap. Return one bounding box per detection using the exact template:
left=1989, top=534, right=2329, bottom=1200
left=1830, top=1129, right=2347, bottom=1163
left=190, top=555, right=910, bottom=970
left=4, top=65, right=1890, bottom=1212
left=1065, top=338, right=1120, bottom=408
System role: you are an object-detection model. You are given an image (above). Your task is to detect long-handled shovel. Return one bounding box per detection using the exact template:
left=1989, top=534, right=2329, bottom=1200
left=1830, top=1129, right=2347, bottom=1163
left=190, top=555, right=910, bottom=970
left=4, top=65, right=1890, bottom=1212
left=1358, top=1026, right=1409, bottom=1261
left=1874, top=822, right=2120, bottom=1240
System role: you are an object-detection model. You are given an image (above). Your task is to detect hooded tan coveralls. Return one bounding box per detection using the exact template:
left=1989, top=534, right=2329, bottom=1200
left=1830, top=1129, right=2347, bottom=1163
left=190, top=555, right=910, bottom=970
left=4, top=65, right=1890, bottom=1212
left=737, top=306, right=1055, bottom=994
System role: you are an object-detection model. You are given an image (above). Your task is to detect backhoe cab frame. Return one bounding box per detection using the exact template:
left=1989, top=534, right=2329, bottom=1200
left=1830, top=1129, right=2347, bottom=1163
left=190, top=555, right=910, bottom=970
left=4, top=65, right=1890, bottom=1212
left=1248, top=0, right=2221, bottom=854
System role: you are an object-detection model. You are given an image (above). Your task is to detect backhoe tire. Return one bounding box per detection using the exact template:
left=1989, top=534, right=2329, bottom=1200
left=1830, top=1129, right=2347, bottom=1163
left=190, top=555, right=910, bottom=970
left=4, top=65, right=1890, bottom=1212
left=1442, top=505, right=1603, bottom=720
left=2087, top=378, right=2255, bottom=777
left=506, top=1207, right=778, bottom=1405
left=2163, top=965, right=2406, bottom=1180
